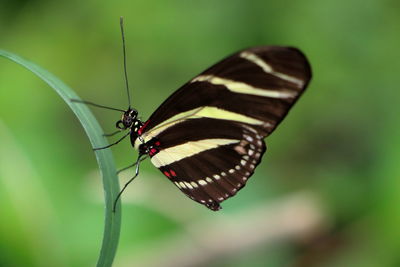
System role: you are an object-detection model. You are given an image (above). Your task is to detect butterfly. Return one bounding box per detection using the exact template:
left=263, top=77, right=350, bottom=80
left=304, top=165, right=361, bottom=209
left=73, top=18, right=312, bottom=211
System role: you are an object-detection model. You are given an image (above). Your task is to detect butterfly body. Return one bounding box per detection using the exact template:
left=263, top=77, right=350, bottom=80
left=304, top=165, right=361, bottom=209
left=119, top=46, right=311, bottom=211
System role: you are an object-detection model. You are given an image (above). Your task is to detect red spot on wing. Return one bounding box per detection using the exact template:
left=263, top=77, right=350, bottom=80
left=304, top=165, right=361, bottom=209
left=149, top=148, right=157, bottom=156
left=163, top=171, right=171, bottom=178
left=170, top=170, right=176, bottom=176
left=155, top=141, right=161, bottom=146
left=138, top=120, right=150, bottom=135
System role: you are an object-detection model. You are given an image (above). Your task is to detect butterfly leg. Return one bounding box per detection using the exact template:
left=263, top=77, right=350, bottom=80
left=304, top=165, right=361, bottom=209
left=117, top=163, right=136, bottom=174
left=93, top=131, right=131, bottom=150
left=117, top=155, right=148, bottom=174
left=113, top=153, right=146, bottom=212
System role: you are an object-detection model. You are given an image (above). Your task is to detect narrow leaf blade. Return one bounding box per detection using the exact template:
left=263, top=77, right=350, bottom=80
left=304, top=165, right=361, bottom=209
left=0, top=50, right=121, bottom=267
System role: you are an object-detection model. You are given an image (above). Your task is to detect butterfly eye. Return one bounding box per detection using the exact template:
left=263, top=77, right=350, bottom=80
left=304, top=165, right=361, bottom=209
left=116, top=120, right=125, bottom=129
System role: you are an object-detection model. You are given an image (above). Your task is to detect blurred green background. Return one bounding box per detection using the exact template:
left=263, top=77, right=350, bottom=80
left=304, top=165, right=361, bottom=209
left=1, top=0, right=399, bottom=266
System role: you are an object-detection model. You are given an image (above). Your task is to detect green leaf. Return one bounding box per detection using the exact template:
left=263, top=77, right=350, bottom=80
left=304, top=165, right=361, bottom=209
left=0, top=50, right=121, bottom=267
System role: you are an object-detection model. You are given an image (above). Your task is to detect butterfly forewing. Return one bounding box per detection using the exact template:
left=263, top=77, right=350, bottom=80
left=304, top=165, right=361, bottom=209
left=138, top=46, right=311, bottom=210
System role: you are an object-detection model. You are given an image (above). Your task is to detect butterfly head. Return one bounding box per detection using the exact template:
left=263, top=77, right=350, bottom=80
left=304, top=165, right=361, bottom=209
left=116, top=108, right=140, bottom=130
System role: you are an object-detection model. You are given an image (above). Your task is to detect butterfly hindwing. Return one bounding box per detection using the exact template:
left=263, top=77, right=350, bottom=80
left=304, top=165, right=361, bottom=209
left=152, top=121, right=266, bottom=210
left=137, top=46, right=311, bottom=210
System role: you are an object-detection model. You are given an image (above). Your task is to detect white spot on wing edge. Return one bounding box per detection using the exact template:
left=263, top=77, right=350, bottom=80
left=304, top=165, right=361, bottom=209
left=185, top=182, right=193, bottom=189
left=198, top=180, right=207, bottom=186
left=234, top=145, right=247, bottom=155
left=245, top=135, right=254, bottom=142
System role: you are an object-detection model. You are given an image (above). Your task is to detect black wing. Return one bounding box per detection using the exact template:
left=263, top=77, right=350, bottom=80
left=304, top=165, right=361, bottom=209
left=139, top=46, right=311, bottom=210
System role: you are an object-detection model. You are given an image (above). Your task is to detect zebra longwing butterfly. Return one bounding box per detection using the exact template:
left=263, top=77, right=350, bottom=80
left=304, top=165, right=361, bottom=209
left=74, top=18, right=312, bottom=211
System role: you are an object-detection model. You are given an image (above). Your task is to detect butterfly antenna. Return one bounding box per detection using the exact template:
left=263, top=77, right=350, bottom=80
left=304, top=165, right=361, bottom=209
left=120, top=16, right=132, bottom=109
left=70, top=99, right=125, bottom=112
